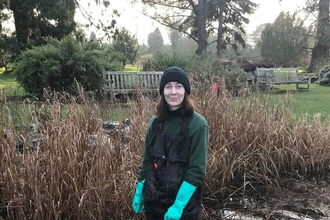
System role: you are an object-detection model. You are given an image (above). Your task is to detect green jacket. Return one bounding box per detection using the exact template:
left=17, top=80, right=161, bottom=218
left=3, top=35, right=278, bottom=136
left=138, top=111, right=208, bottom=186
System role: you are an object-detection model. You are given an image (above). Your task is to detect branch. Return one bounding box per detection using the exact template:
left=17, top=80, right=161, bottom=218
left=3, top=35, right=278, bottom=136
left=74, top=0, right=100, bottom=28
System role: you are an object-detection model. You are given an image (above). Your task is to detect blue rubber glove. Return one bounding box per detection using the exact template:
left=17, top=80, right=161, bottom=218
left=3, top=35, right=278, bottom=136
left=164, top=181, right=197, bottom=220
left=132, top=179, right=145, bottom=214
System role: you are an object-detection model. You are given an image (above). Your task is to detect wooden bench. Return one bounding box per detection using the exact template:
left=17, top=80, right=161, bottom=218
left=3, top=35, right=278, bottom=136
left=103, top=71, right=163, bottom=101
left=255, top=67, right=311, bottom=90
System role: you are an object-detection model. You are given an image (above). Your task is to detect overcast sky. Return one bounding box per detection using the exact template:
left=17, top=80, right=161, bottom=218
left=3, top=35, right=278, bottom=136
left=248, top=0, right=307, bottom=32
left=75, top=0, right=308, bottom=45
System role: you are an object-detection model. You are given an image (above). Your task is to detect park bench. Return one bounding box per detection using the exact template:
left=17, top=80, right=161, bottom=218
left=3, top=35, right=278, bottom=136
left=255, top=67, right=311, bottom=90
left=103, top=71, right=163, bottom=101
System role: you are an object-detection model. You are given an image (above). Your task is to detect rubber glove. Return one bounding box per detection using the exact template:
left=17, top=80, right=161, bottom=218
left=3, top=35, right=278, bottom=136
left=164, top=181, right=197, bottom=220
left=132, top=179, right=145, bottom=214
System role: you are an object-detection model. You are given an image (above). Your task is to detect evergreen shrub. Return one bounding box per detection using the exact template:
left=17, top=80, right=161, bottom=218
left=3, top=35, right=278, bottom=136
left=141, top=50, right=191, bottom=71
left=189, top=55, right=247, bottom=96
left=14, top=36, right=123, bottom=99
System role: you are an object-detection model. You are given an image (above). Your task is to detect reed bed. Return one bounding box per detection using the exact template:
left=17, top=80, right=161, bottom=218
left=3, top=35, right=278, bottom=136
left=1, top=83, right=330, bottom=219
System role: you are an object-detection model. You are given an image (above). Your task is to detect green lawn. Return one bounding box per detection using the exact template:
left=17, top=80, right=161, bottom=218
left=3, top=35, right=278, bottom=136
left=124, top=65, right=142, bottom=72
left=265, top=83, right=330, bottom=121
left=0, top=69, right=24, bottom=96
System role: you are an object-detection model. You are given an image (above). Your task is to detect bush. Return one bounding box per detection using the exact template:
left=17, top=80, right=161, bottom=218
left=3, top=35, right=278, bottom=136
left=141, top=50, right=192, bottom=71
left=139, top=54, right=153, bottom=71
left=188, top=55, right=247, bottom=96
left=14, top=36, right=122, bottom=99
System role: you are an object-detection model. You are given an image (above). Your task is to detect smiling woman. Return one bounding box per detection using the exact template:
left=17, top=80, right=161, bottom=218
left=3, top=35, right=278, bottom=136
left=163, top=82, right=185, bottom=111
left=132, top=66, right=209, bottom=220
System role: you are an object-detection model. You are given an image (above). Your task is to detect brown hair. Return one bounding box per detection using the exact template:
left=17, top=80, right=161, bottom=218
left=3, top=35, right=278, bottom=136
left=156, top=93, right=194, bottom=121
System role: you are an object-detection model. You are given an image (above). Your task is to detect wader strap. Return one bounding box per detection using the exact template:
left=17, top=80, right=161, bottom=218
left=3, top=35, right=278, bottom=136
left=151, top=118, right=164, bottom=141
left=174, top=117, right=189, bottom=144
left=152, top=116, right=189, bottom=137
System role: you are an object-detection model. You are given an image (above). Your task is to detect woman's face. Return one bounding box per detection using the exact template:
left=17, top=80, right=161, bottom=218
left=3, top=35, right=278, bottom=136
left=163, top=81, right=185, bottom=111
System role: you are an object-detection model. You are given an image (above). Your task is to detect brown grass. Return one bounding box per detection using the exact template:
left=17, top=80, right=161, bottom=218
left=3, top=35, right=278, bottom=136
left=1, top=83, right=330, bottom=219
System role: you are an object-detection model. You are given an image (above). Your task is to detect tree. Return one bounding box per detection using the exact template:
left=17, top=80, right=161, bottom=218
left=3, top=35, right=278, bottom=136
left=0, top=0, right=18, bottom=70
left=249, top=23, right=267, bottom=47
left=147, top=28, right=164, bottom=54
left=139, top=44, right=149, bottom=55
left=196, top=0, right=207, bottom=55
left=73, top=28, right=87, bottom=44
left=75, top=1, right=119, bottom=43
left=207, top=0, right=258, bottom=57
left=176, top=36, right=198, bottom=54
left=131, top=0, right=257, bottom=56
left=0, top=0, right=10, bottom=34
left=169, top=29, right=181, bottom=54
left=0, top=34, right=19, bottom=70
left=7, top=0, right=118, bottom=52
left=258, top=12, right=309, bottom=67
left=113, top=28, right=140, bottom=65
left=306, top=0, right=330, bottom=72
left=89, top=31, right=97, bottom=41
left=9, top=0, right=76, bottom=50
left=131, top=0, right=207, bottom=54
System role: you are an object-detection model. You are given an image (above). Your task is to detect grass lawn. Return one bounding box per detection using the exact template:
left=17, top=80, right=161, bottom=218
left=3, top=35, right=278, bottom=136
left=0, top=69, right=24, bottom=96
left=124, top=65, right=142, bottom=72
left=268, top=83, right=330, bottom=121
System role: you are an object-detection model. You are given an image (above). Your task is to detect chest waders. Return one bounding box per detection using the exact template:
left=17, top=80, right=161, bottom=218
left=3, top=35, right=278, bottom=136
left=143, top=117, right=202, bottom=219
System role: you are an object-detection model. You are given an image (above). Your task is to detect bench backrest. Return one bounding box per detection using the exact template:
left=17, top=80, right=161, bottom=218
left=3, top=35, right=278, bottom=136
left=256, top=68, right=299, bottom=83
left=103, top=71, right=163, bottom=92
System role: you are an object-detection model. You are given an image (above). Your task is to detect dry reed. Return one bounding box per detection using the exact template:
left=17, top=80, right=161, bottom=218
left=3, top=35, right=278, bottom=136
left=1, top=82, right=330, bottom=219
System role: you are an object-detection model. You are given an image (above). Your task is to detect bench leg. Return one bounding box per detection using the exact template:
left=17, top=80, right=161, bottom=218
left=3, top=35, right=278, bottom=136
left=267, top=82, right=273, bottom=90
left=307, top=78, right=311, bottom=91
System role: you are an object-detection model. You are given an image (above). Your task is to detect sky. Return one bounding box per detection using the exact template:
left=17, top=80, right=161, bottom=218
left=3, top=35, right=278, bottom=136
left=248, top=0, right=307, bottom=32
left=76, top=0, right=308, bottom=45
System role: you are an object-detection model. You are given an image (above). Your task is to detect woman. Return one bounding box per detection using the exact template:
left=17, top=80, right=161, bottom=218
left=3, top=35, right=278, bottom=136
left=132, top=66, right=208, bottom=220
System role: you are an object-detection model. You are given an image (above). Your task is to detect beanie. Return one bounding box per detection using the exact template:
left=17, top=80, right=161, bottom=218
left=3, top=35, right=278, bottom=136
left=159, top=66, right=191, bottom=95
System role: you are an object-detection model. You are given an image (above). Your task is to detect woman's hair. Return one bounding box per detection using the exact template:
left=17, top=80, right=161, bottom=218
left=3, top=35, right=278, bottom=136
left=156, top=93, right=194, bottom=121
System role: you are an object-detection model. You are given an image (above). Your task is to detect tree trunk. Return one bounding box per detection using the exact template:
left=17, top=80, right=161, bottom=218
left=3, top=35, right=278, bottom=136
left=308, top=0, right=330, bottom=72
left=216, top=0, right=225, bottom=57
left=10, top=0, right=31, bottom=50
left=196, top=0, right=206, bottom=55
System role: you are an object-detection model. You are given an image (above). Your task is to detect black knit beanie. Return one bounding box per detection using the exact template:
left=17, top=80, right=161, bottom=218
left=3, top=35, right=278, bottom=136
left=159, top=66, right=191, bottom=95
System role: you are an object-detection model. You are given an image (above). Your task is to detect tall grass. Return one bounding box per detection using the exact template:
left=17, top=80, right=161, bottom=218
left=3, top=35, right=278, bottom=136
left=0, top=93, right=140, bottom=219
left=1, top=83, right=330, bottom=219
left=196, top=83, right=330, bottom=212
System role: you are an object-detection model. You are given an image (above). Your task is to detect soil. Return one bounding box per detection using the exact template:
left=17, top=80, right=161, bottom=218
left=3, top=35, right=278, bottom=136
left=207, top=178, right=330, bottom=220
